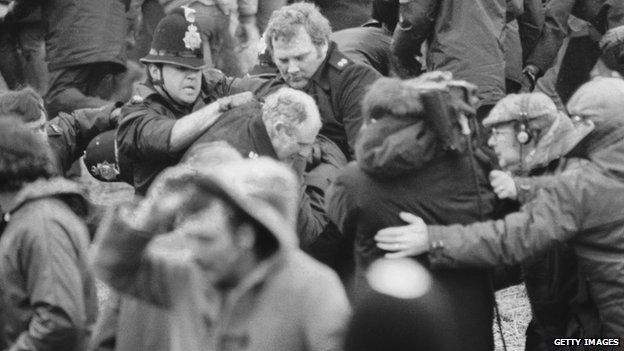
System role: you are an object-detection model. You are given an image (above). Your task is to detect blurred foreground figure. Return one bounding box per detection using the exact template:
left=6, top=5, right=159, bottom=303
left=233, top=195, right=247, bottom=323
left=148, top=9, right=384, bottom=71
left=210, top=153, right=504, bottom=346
left=375, top=77, right=624, bottom=338
left=93, top=157, right=350, bottom=351
left=345, top=259, right=461, bottom=351
left=0, top=118, right=97, bottom=351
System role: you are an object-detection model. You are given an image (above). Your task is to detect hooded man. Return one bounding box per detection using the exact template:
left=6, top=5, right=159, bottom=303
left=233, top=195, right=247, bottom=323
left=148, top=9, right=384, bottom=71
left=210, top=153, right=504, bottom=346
left=0, top=118, right=97, bottom=351
left=374, top=77, right=624, bottom=338
left=92, top=157, right=350, bottom=351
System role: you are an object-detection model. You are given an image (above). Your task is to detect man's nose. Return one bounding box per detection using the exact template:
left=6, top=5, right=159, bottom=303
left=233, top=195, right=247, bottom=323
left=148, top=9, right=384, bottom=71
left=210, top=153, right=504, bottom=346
left=287, top=61, right=300, bottom=74
left=186, top=70, right=200, bottom=79
left=487, top=134, right=496, bottom=147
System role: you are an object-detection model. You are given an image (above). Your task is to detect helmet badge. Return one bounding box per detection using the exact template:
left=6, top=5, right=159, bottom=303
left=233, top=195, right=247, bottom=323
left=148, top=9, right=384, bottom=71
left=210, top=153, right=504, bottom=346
left=181, top=6, right=201, bottom=50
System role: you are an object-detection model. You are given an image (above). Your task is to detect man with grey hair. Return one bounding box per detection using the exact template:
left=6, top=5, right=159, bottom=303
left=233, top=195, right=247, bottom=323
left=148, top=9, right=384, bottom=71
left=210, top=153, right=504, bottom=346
left=92, top=156, right=350, bottom=351
left=190, top=87, right=337, bottom=247
left=194, top=87, right=321, bottom=165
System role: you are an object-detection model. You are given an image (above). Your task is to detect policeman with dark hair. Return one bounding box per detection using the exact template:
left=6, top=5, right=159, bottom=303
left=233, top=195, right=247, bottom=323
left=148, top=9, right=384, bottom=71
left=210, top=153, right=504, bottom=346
left=116, top=6, right=252, bottom=195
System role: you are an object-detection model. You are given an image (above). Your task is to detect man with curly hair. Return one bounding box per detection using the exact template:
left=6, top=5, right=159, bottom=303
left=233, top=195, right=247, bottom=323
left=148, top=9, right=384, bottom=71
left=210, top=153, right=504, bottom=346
left=252, top=2, right=381, bottom=160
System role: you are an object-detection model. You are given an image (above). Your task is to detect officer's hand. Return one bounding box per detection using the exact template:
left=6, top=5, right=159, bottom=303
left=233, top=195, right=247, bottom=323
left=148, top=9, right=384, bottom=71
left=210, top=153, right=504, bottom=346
left=217, top=92, right=254, bottom=112
left=489, top=170, right=517, bottom=200
left=375, top=212, right=430, bottom=259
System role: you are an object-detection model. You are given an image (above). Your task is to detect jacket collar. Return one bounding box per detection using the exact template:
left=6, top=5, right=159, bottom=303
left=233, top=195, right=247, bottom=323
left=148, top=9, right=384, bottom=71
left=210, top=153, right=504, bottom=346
left=5, top=177, right=87, bottom=214
left=248, top=113, right=279, bottom=159
left=522, top=113, right=595, bottom=172
left=138, top=81, right=205, bottom=117
left=308, top=41, right=339, bottom=92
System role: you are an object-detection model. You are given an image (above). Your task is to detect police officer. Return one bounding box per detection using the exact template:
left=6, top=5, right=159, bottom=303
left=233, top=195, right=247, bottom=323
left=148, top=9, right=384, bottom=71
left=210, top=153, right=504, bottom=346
left=251, top=2, right=381, bottom=160
left=116, top=6, right=252, bottom=195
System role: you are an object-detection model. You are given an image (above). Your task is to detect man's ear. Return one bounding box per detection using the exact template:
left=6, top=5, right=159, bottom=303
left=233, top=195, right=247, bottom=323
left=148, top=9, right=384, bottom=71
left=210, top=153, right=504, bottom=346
left=148, top=64, right=161, bottom=82
left=274, top=122, right=292, bottom=137
left=235, top=223, right=256, bottom=251
left=316, top=41, right=329, bottom=58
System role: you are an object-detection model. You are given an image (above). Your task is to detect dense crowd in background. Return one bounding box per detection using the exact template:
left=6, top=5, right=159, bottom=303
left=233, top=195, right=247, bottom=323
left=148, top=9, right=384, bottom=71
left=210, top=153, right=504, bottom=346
left=0, top=0, right=624, bottom=350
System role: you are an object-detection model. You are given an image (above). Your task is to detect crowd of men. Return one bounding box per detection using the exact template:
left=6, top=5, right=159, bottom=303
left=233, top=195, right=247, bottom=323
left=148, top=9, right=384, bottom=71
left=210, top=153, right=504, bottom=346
left=1, top=0, right=624, bottom=350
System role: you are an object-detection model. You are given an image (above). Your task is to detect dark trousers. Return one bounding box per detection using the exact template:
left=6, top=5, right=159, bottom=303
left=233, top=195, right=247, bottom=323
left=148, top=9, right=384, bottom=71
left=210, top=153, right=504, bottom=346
left=45, top=62, right=125, bottom=118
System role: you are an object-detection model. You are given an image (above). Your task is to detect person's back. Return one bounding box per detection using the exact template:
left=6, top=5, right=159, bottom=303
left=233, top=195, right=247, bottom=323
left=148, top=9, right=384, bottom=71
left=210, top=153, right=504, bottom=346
left=327, top=77, right=497, bottom=349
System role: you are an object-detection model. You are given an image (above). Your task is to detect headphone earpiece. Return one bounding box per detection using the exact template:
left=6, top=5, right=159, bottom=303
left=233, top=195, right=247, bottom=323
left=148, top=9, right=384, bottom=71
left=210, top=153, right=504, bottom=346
left=516, top=122, right=532, bottom=144
left=516, top=95, right=533, bottom=145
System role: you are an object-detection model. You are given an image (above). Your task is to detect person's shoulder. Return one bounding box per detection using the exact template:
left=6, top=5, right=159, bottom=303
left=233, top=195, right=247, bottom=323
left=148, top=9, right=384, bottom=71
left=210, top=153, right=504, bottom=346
left=8, top=198, right=85, bottom=243
left=334, top=161, right=366, bottom=188
left=280, top=251, right=344, bottom=287
left=327, top=48, right=381, bottom=83
left=327, top=46, right=356, bottom=72
left=118, top=94, right=171, bottom=125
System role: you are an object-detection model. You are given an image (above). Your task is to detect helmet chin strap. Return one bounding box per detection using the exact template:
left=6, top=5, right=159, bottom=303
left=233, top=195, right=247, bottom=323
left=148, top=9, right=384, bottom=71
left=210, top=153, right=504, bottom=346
left=153, top=66, right=191, bottom=107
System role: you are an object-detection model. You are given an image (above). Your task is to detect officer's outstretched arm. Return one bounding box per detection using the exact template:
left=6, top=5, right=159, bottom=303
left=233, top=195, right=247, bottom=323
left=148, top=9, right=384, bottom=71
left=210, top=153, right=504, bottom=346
left=169, top=92, right=253, bottom=152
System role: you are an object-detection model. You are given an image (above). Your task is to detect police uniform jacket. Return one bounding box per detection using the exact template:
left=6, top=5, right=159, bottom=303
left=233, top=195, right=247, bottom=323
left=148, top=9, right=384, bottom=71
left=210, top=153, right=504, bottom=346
left=116, top=83, right=219, bottom=195
left=237, top=42, right=381, bottom=160
left=46, top=104, right=121, bottom=176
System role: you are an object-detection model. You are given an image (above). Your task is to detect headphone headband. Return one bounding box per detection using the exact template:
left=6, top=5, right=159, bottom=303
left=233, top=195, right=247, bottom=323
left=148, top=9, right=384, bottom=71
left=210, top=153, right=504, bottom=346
left=516, top=95, right=532, bottom=145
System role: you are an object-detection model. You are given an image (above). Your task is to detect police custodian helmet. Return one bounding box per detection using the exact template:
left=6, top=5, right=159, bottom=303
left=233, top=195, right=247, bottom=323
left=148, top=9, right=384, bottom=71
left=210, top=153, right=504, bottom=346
left=84, top=130, right=133, bottom=183
left=140, top=6, right=206, bottom=70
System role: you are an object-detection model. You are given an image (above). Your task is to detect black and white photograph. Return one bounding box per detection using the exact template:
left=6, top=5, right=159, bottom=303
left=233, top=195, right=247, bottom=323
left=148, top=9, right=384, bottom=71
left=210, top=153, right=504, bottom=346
left=0, top=0, right=623, bottom=350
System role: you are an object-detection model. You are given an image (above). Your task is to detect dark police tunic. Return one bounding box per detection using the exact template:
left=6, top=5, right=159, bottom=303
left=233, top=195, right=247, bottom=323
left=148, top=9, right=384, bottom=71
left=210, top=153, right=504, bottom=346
left=115, top=83, right=220, bottom=195
left=238, top=42, right=381, bottom=160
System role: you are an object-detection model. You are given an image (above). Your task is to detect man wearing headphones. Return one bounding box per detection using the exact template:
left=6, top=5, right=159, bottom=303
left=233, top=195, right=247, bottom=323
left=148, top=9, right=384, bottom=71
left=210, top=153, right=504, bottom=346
left=116, top=6, right=252, bottom=195
left=374, top=83, right=624, bottom=339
